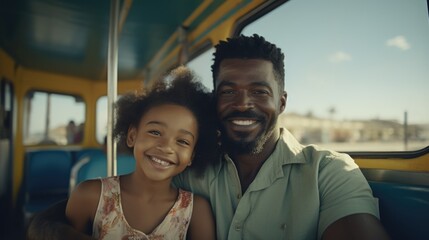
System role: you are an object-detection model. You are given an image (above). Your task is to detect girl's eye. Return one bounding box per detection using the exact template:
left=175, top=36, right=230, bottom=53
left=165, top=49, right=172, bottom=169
left=177, top=139, right=190, bottom=146
left=148, top=130, right=161, bottom=136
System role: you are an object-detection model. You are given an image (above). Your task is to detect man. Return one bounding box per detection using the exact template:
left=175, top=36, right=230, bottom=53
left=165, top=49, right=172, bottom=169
left=28, top=34, right=389, bottom=240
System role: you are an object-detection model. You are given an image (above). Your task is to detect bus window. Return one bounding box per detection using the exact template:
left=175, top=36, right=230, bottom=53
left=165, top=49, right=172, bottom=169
left=0, top=79, right=13, bottom=215
left=23, top=91, right=86, bottom=145
left=96, top=96, right=107, bottom=144
left=241, top=0, right=429, bottom=152
left=187, top=48, right=215, bottom=91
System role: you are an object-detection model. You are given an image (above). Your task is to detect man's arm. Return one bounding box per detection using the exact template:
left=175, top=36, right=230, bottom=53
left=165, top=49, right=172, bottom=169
left=322, top=213, right=390, bottom=240
left=27, top=199, right=94, bottom=240
left=316, top=151, right=390, bottom=239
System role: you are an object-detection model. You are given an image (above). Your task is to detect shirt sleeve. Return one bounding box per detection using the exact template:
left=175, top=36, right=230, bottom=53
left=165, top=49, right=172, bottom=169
left=317, top=152, right=379, bottom=239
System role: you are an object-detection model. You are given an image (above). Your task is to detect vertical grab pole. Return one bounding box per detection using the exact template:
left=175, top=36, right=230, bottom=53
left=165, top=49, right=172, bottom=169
left=404, top=111, right=408, bottom=151
left=107, top=0, right=119, bottom=177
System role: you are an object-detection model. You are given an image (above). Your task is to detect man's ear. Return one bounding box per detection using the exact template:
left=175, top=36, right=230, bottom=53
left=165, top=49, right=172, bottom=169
left=126, top=127, right=137, bottom=147
left=280, top=90, right=287, bottom=112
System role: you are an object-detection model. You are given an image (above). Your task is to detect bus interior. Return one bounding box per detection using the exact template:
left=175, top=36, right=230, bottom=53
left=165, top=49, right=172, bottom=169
left=1, top=0, right=429, bottom=239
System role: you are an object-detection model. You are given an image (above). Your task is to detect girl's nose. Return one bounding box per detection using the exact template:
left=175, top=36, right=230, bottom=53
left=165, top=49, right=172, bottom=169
left=156, top=139, right=174, bottom=154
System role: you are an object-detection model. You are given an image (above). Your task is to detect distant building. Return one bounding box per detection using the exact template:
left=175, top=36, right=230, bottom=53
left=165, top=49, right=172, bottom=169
left=279, top=112, right=428, bottom=146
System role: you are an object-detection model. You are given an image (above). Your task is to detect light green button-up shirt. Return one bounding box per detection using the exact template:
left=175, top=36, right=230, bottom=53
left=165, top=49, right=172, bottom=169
left=174, top=129, right=379, bottom=240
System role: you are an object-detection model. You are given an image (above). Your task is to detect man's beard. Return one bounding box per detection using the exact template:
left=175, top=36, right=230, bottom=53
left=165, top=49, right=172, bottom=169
left=219, top=115, right=277, bottom=155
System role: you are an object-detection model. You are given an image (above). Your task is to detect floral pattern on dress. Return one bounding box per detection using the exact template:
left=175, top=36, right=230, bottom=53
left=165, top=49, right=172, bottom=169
left=92, top=176, right=193, bottom=240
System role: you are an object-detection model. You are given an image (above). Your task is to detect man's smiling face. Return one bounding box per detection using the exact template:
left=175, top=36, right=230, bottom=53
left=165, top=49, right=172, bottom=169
left=215, top=58, right=286, bottom=154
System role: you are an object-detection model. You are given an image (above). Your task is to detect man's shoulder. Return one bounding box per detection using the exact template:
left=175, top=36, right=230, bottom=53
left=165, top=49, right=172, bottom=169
left=293, top=144, right=362, bottom=184
left=303, top=144, right=355, bottom=168
left=278, top=128, right=353, bottom=166
left=303, top=143, right=351, bottom=159
left=278, top=130, right=355, bottom=172
left=174, top=161, right=223, bottom=188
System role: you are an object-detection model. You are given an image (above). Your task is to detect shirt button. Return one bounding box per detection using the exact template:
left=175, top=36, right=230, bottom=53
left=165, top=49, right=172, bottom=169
left=235, top=224, right=242, bottom=231
left=281, top=223, right=287, bottom=230
left=237, top=194, right=241, bottom=199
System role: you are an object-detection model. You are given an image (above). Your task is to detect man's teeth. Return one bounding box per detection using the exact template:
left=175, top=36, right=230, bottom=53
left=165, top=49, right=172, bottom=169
left=151, top=157, right=172, bottom=166
left=232, top=120, right=255, bottom=126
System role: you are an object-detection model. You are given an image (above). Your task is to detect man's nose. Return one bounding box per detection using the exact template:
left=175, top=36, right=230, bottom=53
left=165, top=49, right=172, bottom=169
left=233, top=91, right=254, bottom=112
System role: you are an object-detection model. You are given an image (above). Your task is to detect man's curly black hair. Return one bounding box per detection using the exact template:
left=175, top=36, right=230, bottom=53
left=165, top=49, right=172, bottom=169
left=114, top=66, right=219, bottom=175
left=211, top=34, right=285, bottom=92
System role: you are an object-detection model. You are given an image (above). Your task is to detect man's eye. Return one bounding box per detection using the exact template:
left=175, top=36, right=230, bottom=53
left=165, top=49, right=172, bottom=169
left=253, top=90, right=269, bottom=95
left=148, top=130, right=161, bottom=136
left=219, top=89, right=235, bottom=95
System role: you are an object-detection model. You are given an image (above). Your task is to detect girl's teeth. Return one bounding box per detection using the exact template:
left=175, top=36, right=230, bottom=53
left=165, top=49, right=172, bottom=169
left=152, top=157, right=171, bottom=166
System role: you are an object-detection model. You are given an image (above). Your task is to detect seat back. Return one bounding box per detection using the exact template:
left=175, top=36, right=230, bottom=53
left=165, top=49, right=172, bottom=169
left=72, top=148, right=103, bottom=164
left=75, top=152, right=107, bottom=185
left=117, top=154, right=135, bottom=175
left=71, top=153, right=135, bottom=191
left=23, top=150, right=72, bottom=222
left=25, top=150, right=72, bottom=196
left=369, top=181, right=429, bottom=240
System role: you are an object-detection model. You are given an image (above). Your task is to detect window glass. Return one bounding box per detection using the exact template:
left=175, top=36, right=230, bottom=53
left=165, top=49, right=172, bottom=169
left=24, top=91, right=85, bottom=145
left=96, top=96, right=107, bottom=144
left=187, top=48, right=215, bottom=91
left=0, top=80, right=13, bottom=139
left=241, top=0, right=429, bottom=151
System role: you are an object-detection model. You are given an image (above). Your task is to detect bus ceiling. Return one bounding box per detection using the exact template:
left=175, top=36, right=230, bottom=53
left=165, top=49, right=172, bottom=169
left=0, top=0, right=271, bottom=84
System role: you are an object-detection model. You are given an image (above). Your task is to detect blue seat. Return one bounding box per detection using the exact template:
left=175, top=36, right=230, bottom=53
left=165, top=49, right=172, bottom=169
left=69, top=153, right=135, bottom=192
left=72, top=148, right=103, bottom=164
left=369, top=181, right=429, bottom=240
left=23, top=150, right=72, bottom=222
left=117, top=154, right=136, bottom=175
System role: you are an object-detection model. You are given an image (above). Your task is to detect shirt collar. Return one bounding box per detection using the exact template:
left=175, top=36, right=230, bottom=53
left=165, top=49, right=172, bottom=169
left=221, top=128, right=307, bottom=192
left=222, top=128, right=307, bottom=165
left=275, top=128, right=307, bottom=165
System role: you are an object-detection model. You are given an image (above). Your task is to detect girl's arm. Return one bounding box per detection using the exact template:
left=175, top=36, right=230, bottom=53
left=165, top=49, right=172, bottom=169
left=65, top=179, right=101, bottom=234
left=187, top=195, right=216, bottom=240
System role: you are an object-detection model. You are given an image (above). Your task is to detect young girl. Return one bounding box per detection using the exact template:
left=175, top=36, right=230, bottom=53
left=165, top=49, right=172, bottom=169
left=65, top=66, right=218, bottom=239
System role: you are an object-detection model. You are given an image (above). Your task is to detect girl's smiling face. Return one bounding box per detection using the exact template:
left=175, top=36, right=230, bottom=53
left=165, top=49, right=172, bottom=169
left=127, top=104, right=198, bottom=182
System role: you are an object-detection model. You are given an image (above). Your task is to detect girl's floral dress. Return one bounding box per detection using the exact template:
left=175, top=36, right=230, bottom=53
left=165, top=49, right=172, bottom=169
left=92, top=176, right=193, bottom=240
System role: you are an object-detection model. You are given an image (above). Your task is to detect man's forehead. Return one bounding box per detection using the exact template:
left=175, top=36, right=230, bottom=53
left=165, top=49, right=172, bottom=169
left=219, top=58, right=273, bottom=68
left=216, top=59, right=275, bottom=83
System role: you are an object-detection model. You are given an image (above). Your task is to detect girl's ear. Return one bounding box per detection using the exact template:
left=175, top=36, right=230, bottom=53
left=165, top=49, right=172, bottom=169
left=126, top=127, right=137, bottom=147
left=187, top=152, right=195, bottom=166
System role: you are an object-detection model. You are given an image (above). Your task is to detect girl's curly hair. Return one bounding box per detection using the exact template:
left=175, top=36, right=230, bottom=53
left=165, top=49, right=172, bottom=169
left=114, top=66, right=219, bottom=175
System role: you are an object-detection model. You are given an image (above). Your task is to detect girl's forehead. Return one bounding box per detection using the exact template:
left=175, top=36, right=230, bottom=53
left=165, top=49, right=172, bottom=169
left=144, top=104, right=193, bottom=117
left=140, top=104, right=198, bottom=133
